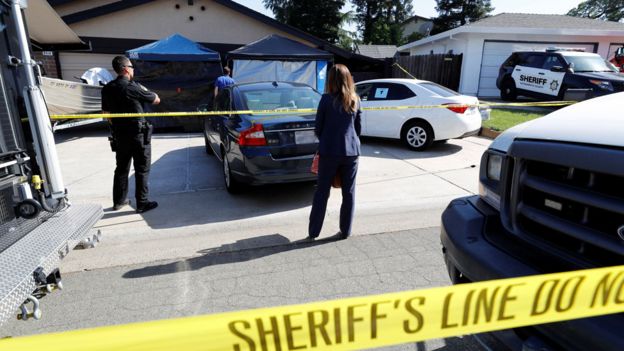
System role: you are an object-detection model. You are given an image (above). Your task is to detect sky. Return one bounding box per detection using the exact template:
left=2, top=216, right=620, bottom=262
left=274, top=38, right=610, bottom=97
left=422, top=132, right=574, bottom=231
left=233, top=0, right=586, bottom=23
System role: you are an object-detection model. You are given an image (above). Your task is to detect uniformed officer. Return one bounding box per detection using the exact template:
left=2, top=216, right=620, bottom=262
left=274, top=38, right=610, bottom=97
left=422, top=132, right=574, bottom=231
left=102, top=56, right=160, bottom=213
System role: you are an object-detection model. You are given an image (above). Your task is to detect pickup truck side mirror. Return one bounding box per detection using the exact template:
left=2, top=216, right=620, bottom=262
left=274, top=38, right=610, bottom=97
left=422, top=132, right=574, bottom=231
left=550, top=66, right=565, bottom=72
left=616, top=47, right=624, bottom=58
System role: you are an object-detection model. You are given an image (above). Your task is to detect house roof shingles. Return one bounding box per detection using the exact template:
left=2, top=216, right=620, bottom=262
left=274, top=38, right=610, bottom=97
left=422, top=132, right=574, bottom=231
left=467, top=13, right=624, bottom=31
left=356, top=45, right=397, bottom=59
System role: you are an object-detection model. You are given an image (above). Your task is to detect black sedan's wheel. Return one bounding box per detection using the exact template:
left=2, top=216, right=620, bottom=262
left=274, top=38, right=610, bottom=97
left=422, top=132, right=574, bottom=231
left=204, top=133, right=213, bottom=155
left=401, top=121, right=433, bottom=151
left=222, top=153, right=242, bottom=194
left=500, top=79, right=517, bottom=101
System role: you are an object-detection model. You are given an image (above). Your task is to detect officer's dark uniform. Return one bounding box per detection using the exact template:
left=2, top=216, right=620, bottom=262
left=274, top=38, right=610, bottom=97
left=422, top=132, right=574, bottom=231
left=101, top=76, right=156, bottom=209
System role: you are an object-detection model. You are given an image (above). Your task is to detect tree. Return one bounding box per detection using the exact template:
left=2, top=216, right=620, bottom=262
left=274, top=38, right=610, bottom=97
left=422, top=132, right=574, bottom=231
left=337, top=27, right=360, bottom=50
left=567, top=0, right=624, bottom=22
left=352, top=0, right=413, bottom=45
left=432, top=0, right=494, bottom=34
left=403, top=31, right=425, bottom=44
left=262, top=0, right=346, bottom=44
left=336, top=10, right=360, bottom=50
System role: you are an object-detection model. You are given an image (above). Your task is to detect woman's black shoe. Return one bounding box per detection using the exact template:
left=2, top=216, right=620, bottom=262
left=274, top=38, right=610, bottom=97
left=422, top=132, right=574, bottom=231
left=333, top=232, right=349, bottom=240
left=112, top=200, right=130, bottom=211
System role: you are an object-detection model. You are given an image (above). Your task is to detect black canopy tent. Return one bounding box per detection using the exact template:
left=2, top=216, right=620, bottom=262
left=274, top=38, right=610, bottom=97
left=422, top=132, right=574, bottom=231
left=227, top=35, right=333, bottom=91
left=126, top=33, right=223, bottom=130
left=228, top=34, right=333, bottom=61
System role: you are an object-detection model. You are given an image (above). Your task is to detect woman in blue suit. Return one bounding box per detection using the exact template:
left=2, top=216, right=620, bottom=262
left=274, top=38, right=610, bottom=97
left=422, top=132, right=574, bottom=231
left=308, top=64, right=361, bottom=240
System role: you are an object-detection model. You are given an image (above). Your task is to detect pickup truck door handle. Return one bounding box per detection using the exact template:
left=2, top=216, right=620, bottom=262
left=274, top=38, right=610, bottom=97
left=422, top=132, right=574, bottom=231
left=538, top=72, right=545, bottom=75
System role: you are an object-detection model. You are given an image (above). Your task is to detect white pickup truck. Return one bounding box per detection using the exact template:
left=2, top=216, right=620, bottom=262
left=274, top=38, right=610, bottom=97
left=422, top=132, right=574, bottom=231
left=441, top=92, right=623, bottom=350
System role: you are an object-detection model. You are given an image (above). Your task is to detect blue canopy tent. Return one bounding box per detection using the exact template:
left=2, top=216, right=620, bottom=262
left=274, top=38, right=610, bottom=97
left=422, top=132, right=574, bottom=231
left=126, top=33, right=223, bottom=129
left=127, top=33, right=221, bottom=62
left=227, top=35, right=332, bottom=91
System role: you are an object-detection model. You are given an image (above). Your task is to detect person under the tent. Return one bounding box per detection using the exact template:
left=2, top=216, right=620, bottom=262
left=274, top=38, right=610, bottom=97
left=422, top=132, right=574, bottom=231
left=214, top=66, right=235, bottom=98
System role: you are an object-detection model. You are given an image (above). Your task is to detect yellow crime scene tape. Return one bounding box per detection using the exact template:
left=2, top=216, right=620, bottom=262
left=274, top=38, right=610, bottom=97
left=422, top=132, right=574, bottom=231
left=392, top=62, right=418, bottom=80
left=45, top=61, right=574, bottom=121
left=48, top=100, right=575, bottom=121
left=2, top=265, right=624, bottom=351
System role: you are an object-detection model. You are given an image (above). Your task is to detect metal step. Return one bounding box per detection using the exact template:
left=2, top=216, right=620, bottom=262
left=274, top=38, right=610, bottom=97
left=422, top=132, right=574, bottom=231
left=0, top=203, right=102, bottom=326
left=52, top=118, right=104, bottom=132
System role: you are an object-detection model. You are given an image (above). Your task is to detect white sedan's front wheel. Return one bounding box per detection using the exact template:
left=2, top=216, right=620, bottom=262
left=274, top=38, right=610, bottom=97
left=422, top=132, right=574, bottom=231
left=401, top=121, right=433, bottom=151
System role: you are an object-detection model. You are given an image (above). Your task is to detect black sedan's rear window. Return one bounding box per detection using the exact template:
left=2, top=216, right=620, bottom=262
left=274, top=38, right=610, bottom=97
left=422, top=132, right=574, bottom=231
left=240, top=87, right=321, bottom=111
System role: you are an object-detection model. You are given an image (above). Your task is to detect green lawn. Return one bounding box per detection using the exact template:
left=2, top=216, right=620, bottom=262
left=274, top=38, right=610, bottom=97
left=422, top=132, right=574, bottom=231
left=482, top=108, right=549, bottom=131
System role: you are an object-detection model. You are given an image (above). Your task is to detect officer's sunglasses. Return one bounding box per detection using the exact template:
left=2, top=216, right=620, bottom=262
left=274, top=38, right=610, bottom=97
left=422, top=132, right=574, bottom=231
left=124, top=65, right=134, bottom=69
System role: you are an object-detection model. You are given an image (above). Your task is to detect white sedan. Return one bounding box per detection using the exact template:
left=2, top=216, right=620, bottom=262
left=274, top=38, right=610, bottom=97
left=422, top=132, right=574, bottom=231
left=355, top=78, right=482, bottom=150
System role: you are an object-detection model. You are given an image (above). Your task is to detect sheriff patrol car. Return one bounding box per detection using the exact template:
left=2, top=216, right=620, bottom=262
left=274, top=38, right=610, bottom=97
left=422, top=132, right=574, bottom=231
left=496, top=49, right=624, bottom=101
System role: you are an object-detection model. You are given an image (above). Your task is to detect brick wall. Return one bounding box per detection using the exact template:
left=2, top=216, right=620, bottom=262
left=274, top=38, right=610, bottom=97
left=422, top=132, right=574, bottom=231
left=32, top=51, right=61, bottom=79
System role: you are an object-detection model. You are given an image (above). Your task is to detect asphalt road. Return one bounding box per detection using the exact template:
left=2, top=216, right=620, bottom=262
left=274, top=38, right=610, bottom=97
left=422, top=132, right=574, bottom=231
left=0, top=125, right=492, bottom=350
left=2, top=229, right=483, bottom=350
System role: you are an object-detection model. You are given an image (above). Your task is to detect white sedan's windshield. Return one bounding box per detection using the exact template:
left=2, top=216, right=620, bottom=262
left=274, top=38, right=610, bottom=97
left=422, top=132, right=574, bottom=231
left=564, top=55, right=613, bottom=72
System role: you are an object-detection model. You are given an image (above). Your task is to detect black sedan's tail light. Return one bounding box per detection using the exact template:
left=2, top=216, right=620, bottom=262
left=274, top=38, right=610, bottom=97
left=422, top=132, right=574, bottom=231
left=238, top=124, right=267, bottom=146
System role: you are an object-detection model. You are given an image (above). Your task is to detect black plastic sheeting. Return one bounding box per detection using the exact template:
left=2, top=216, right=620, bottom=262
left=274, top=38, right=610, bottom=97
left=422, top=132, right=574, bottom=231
left=131, top=60, right=223, bottom=129
left=227, top=34, right=333, bottom=61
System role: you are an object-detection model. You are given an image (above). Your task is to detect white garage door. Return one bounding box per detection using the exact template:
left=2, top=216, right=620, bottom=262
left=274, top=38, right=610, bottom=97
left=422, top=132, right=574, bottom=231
left=478, top=41, right=596, bottom=97
left=59, top=53, right=116, bottom=82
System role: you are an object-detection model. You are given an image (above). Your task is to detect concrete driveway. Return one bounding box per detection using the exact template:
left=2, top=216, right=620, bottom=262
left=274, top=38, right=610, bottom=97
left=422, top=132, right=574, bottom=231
left=1, top=125, right=494, bottom=350
left=56, top=124, right=490, bottom=273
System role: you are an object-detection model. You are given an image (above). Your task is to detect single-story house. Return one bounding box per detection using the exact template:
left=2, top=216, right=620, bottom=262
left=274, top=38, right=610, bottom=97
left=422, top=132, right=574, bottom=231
left=398, top=13, right=624, bottom=97
left=46, top=0, right=382, bottom=82
left=401, top=14, right=433, bottom=39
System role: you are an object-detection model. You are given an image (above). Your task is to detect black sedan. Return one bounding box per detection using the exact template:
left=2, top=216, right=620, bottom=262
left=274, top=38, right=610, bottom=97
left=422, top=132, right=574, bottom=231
left=203, top=81, right=321, bottom=193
